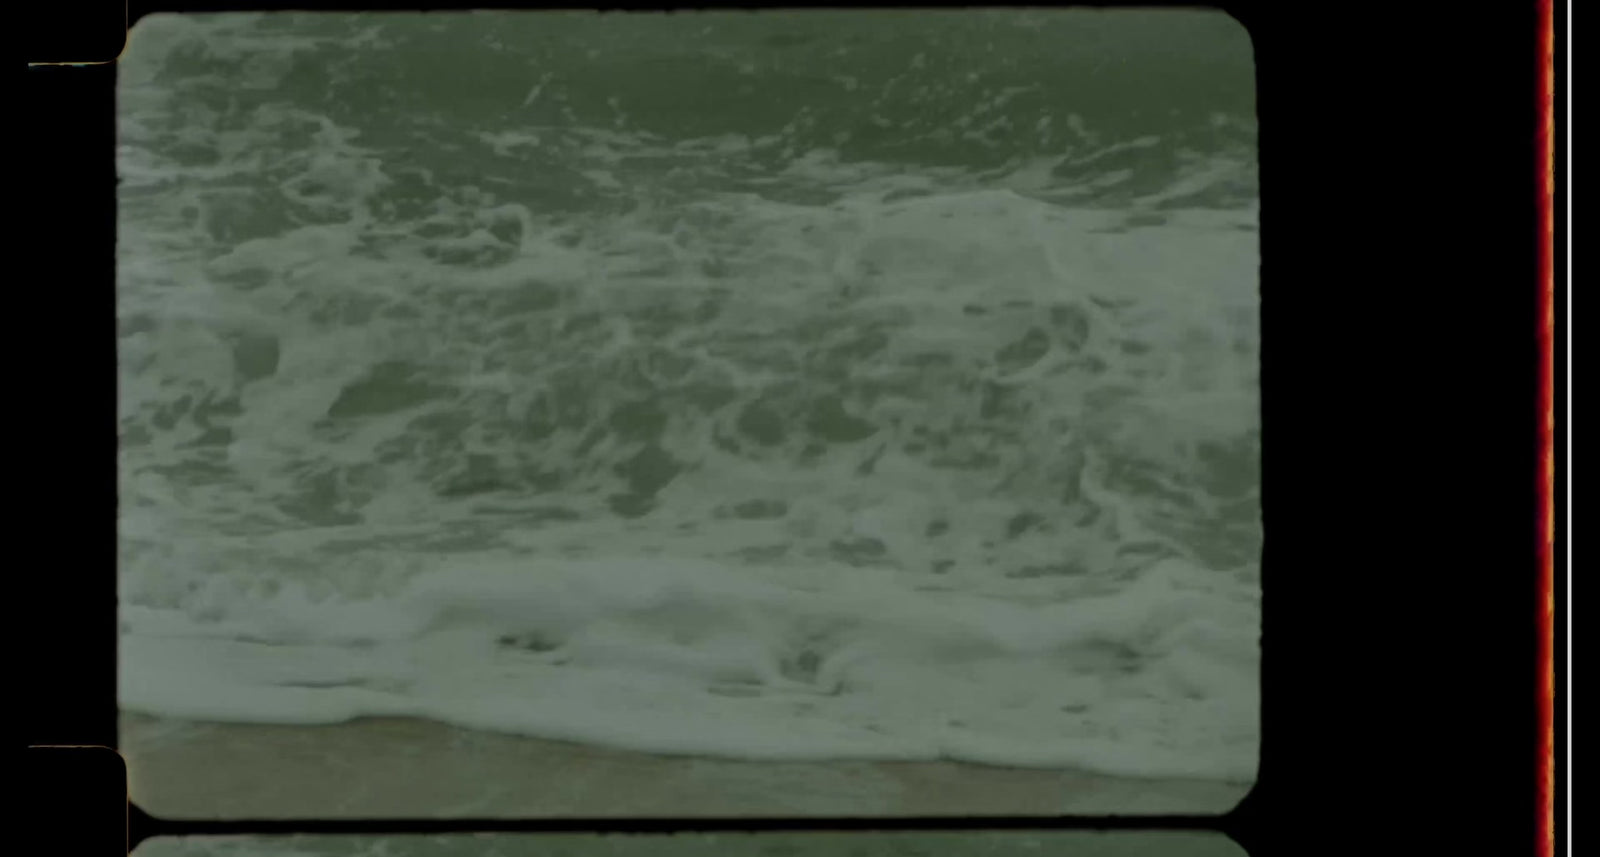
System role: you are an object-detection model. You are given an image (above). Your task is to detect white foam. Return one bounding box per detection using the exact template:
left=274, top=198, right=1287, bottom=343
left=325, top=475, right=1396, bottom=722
left=121, top=554, right=1257, bottom=780
left=118, top=18, right=1259, bottom=781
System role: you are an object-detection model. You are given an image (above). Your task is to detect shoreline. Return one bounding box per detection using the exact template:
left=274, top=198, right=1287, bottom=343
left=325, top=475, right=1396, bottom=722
left=121, top=712, right=1251, bottom=819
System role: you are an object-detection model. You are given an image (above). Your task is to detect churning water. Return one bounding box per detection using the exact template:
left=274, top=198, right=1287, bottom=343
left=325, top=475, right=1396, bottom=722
left=118, top=10, right=1260, bottom=783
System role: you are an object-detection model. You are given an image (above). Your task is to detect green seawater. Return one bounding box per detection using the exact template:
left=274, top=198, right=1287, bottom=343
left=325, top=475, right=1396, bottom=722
left=117, top=9, right=1261, bottom=783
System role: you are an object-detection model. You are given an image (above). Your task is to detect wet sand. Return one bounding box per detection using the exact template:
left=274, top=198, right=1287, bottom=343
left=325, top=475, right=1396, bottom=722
left=121, top=713, right=1251, bottom=819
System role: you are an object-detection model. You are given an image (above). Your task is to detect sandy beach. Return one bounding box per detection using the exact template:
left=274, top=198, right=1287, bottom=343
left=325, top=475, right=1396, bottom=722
left=121, top=713, right=1250, bottom=819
